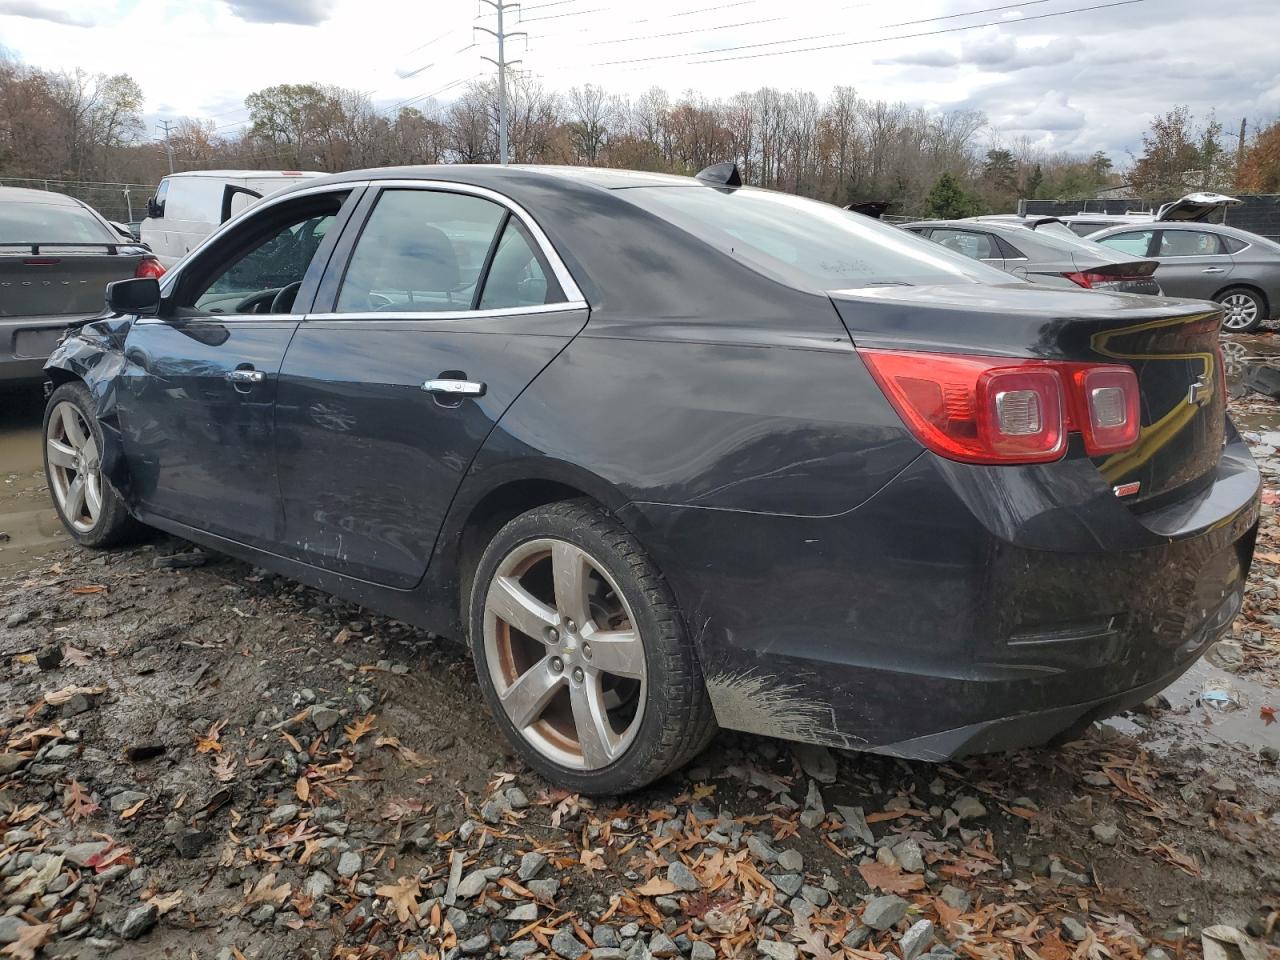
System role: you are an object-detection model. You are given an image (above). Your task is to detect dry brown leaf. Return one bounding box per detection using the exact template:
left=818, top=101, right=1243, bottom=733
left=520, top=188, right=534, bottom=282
left=344, top=714, right=376, bottom=744
left=374, top=735, right=432, bottom=766
left=857, top=861, right=926, bottom=895
left=121, top=797, right=146, bottom=820
left=376, top=875, right=421, bottom=925
left=634, top=877, right=680, bottom=897
left=62, top=645, right=92, bottom=667
left=0, top=922, right=52, bottom=960
left=296, top=776, right=310, bottom=803
left=150, top=890, right=185, bottom=915
left=245, top=872, right=292, bottom=908
left=43, top=685, right=105, bottom=706
left=195, top=719, right=226, bottom=754
left=69, top=584, right=107, bottom=594
left=211, top=753, right=238, bottom=783
left=65, top=779, right=99, bottom=822
left=579, top=848, right=606, bottom=875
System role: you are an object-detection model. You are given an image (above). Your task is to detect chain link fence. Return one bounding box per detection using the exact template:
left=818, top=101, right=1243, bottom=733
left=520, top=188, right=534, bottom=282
left=0, top=177, right=159, bottom=224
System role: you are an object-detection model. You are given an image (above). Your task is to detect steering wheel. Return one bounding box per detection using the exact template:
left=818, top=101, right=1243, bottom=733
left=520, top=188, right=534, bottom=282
left=271, top=281, right=304, bottom=314
left=234, top=289, right=282, bottom=314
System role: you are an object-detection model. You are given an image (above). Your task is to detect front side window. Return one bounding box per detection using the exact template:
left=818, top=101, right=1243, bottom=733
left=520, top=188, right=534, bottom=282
left=337, top=190, right=506, bottom=313
left=1097, top=230, right=1154, bottom=257
left=182, top=194, right=344, bottom=315
left=929, top=229, right=998, bottom=261
left=1157, top=230, right=1223, bottom=257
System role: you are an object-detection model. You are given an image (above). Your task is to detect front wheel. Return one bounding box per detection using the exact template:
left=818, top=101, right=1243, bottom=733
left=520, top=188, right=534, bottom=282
left=43, top=382, right=145, bottom=548
left=468, top=499, right=715, bottom=794
left=1217, top=287, right=1266, bottom=333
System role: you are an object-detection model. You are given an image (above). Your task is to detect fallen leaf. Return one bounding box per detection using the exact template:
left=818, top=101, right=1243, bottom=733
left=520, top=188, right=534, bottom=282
left=376, top=875, right=421, bottom=925
left=580, top=848, right=606, bottom=875
left=211, top=754, right=238, bottom=783
left=69, top=584, right=107, bottom=594
left=121, top=797, right=146, bottom=819
left=62, top=645, right=92, bottom=667
left=296, top=776, right=310, bottom=803
left=857, top=861, right=926, bottom=895
left=244, top=872, right=291, bottom=908
left=150, top=890, right=185, bottom=915
left=43, top=685, right=105, bottom=706
left=344, top=714, right=376, bottom=744
left=195, top=719, right=226, bottom=754
left=634, top=877, right=680, bottom=897
left=65, top=779, right=99, bottom=822
left=1261, top=705, right=1277, bottom=726
left=0, top=922, right=52, bottom=959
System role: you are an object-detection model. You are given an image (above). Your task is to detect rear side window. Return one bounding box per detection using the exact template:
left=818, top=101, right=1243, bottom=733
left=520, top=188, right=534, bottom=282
left=621, top=187, right=1005, bottom=290
left=1221, top=235, right=1249, bottom=254
left=1097, top=230, right=1154, bottom=257
left=0, top=200, right=116, bottom=244
left=478, top=218, right=561, bottom=309
left=1068, top=221, right=1108, bottom=237
left=337, top=190, right=505, bottom=313
left=929, top=228, right=998, bottom=261
left=1158, top=230, right=1223, bottom=256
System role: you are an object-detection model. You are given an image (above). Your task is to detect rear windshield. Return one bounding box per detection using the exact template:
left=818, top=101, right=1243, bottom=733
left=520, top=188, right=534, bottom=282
left=619, top=186, right=1009, bottom=290
left=0, top=199, right=116, bottom=244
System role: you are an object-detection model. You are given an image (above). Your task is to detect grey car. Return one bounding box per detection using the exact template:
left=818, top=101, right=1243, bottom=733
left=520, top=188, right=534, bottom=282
left=1087, top=221, right=1280, bottom=332
left=1, top=187, right=164, bottom=384
left=977, top=192, right=1242, bottom=238
left=905, top=218, right=1162, bottom=294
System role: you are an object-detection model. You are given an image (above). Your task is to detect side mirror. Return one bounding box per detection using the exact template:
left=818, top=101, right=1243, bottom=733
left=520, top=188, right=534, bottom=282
left=146, top=196, right=164, bottom=218
left=106, top=277, right=161, bottom=316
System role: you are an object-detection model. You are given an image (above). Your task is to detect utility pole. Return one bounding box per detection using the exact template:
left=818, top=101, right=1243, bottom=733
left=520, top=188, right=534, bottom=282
left=476, top=0, right=524, bottom=164
left=1237, top=117, right=1248, bottom=176
left=157, top=120, right=176, bottom=174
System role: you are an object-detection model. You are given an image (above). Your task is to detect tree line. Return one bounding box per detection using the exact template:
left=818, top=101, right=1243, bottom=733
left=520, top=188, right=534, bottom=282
left=3, top=49, right=1280, bottom=218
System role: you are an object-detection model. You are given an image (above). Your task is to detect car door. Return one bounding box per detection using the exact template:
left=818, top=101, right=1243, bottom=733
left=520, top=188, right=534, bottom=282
left=1147, top=228, right=1235, bottom=299
left=117, top=186, right=360, bottom=548
left=272, top=182, right=589, bottom=588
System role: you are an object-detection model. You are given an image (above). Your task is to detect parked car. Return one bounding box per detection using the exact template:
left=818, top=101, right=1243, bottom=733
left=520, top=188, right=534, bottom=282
left=142, top=169, right=323, bottom=267
left=978, top=193, right=1242, bottom=238
left=1087, top=221, right=1280, bottom=332
left=904, top=218, right=1162, bottom=294
left=1, top=187, right=164, bottom=384
left=42, top=164, right=1258, bottom=793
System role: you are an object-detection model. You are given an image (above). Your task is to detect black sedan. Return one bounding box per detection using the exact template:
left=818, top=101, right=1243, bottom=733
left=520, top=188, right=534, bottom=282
left=42, top=165, right=1258, bottom=793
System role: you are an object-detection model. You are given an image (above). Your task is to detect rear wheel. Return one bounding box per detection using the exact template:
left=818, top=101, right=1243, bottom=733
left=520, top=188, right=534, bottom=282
left=468, top=499, right=715, bottom=794
left=1217, top=287, right=1266, bottom=333
left=43, top=382, right=144, bottom=548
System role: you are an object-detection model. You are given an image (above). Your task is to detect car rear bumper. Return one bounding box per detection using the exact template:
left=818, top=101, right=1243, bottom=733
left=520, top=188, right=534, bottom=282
left=1, top=315, right=75, bottom=383
left=619, top=423, right=1259, bottom=759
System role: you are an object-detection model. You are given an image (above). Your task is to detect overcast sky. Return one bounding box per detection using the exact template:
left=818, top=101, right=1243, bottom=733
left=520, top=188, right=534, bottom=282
left=2, top=0, right=1277, bottom=162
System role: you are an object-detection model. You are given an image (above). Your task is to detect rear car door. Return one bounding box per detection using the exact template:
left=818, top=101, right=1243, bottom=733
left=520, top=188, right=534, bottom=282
left=1147, top=228, right=1235, bottom=299
left=272, top=181, right=588, bottom=588
left=927, top=227, right=1005, bottom=272
left=117, top=186, right=359, bottom=547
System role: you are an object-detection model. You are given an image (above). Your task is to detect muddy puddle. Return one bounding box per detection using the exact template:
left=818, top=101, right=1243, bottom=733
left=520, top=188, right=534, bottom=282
left=0, top=386, right=62, bottom=573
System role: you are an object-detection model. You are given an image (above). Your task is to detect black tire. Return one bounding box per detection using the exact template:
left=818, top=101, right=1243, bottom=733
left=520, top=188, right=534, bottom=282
left=467, top=499, right=716, bottom=794
left=1216, top=286, right=1266, bottom=333
left=42, top=381, right=146, bottom=549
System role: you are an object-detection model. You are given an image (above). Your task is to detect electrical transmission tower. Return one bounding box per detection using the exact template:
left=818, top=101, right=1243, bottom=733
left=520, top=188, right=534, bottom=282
left=157, top=120, right=175, bottom=174
left=476, top=0, right=525, bottom=165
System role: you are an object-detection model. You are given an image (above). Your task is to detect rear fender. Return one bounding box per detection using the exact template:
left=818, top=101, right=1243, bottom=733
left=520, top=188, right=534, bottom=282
left=44, top=316, right=133, bottom=497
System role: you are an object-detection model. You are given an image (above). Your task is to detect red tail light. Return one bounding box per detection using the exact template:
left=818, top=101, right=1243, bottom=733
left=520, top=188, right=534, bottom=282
left=1062, top=271, right=1149, bottom=290
left=860, top=349, right=1142, bottom=464
left=135, top=257, right=166, bottom=279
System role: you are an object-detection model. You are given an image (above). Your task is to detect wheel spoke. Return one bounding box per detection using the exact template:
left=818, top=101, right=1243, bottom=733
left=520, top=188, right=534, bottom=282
left=487, top=575, right=558, bottom=640
left=84, top=475, right=102, bottom=522
left=66, top=475, right=86, bottom=519
left=570, top=677, right=616, bottom=769
left=500, top=660, right=563, bottom=728
left=46, top=439, right=76, bottom=469
left=61, top=405, right=87, bottom=448
left=583, top=628, right=644, bottom=679
left=551, top=542, right=592, bottom=628
left=82, top=434, right=100, bottom=469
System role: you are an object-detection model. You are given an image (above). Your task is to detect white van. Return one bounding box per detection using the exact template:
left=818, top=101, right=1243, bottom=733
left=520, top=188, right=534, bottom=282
left=141, top=170, right=324, bottom=265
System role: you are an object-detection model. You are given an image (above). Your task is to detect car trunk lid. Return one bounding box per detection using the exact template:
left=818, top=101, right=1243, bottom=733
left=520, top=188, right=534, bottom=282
left=829, top=283, right=1226, bottom=506
left=0, top=245, right=147, bottom=319
left=1155, top=192, right=1241, bottom=222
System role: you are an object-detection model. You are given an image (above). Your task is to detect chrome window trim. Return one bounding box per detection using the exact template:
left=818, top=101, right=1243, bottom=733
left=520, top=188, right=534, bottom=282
left=306, top=300, right=588, bottom=323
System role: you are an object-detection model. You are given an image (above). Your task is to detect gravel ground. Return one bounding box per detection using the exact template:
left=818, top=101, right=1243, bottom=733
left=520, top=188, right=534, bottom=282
left=1, top=400, right=1278, bottom=960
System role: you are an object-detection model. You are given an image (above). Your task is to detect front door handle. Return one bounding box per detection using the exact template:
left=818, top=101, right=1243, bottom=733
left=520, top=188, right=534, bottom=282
left=1202, top=267, right=1226, bottom=274
left=226, top=369, right=265, bottom=384
left=423, top=378, right=486, bottom=397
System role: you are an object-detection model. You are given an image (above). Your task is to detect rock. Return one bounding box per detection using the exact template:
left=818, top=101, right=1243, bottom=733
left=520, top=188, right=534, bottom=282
left=173, top=829, right=211, bottom=858
left=770, top=873, right=803, bottom=896
left=1061, top=918, right=1089, bottom=943
left=0, top=754, right=28, bottom=776
left=1090, top=824, right=1119, bottom=846
left=833, top=805, right=875, bottom=845
left=507, top=787, right=530, bottom=809
left=747, top=835, right=779, bottom=863
left=1260, top=745, right=1279, bottom=763
left=63, top=693, right=95, bottom=716
left=110, top=790, right=148, bottom=813
left=593, top=950, right=627, bottom=960
left=337, top=851, right=362, bottom=877
left=1082, top=771, right=1111, bottom=787
left=1205, top=639, right=1245, bottom=672
left=757, top=939, right=799, bottom=960
left=123, top=741, right=165, bottom=762
left=952, top=796, right=986, bottom=820
left=44, top=744, right=76, bottom=761
left=305, top=872, right=335, bottom=899
left=460, top=934, right=491, bottom=955
left=1145, top=948, right=1172, bottom=960
left=791, top=743, right=837, bottom=784
left=507, top=902, right=539, bottom=922
left=668, top=860, right=700, bottom=892
left=270, top=803, right=300, bottom=825
left=594, top=925, right=620, bottom=948
left=5, top=610, right=32, bottom=629
left=650, top=933, right=680, bottom=957
left=1210, top=777, right=1238, bottom=795
left=552, top=926, right=587, bottom=959
left=1048, top=858, right=1089, bottom=887
left=65, top=841, right=111, bottom=867
left=0, top=916, right=22, bottom=945
left=251, top=904, right=276, bottom=925
left=800, top=884, right=829, bottom=907
left=842, top=926, right=871, bottom=950
left=518, top=851, right=548, bottom=882
left=863, top=895, right=909, bottom=931
left=526, top=878, right=560, bottom=900
left=894, top=838, right=926, bottom=874
left=655, top=896, right=682, bottom=916
left=36, top=644, right=64, bottom=670
left=777, top=849, right=804, bottom=872
left=690, top=943, right=716, bottom=960
left=939, top=885, right=970, bottom=912
left=508, top=940, right=540, bottom=959
left=900, top=920, right=935, bottom=960
left=120, top=902, right=158, bottom=940
left=799, top=779, right=826, bottom=829
left=311, top=706, right=341, bottom=732
left=456, top=869, right=491, bottom=899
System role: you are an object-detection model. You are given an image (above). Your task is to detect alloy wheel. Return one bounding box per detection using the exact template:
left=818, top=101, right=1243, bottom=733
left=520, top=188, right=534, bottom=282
left=46, top=401, right=103, bottom=533
left=483, top=538, right=646, bottom=770
left=1220, top=293, right=1260, bottom=331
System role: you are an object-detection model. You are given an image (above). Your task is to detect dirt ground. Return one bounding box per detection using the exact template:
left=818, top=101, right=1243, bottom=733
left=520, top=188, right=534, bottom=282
left=2, top=357, right=1280, bottom=960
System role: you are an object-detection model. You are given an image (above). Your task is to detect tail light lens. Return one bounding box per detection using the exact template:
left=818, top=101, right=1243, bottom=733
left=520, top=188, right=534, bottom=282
left=861, top=349, right=1142, bottom=464
left=1062, top=271, right=1149, bottom=290
left=135, top=257, right=166, bottom=279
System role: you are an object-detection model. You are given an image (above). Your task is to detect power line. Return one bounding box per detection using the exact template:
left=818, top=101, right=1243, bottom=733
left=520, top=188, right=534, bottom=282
left=519, top=6, right=605, bottom=22
left=580, top=15, right=787, bottom=47
left=881, top=0, right=1053, bottom=28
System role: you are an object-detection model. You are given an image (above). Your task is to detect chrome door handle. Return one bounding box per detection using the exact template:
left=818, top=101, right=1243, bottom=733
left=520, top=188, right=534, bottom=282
left=1201, top=267, right=1226, bottom=274
left=226, top=369, right=265, bottom=384
left=422, top=379, right=485, bottom=397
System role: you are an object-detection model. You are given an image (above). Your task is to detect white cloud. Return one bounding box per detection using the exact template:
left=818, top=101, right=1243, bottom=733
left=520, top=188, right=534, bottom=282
left=222, top=0, right=335, bottom=25
left=0, top=0, right=93, bottom=27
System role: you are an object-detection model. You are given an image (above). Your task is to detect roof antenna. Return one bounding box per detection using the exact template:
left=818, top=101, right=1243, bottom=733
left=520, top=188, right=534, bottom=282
left=695, top=162, right=742, bottom=188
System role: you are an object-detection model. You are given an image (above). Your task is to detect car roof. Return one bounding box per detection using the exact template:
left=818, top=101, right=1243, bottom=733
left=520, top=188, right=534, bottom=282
left=1087, top=220, right=1256, bottom=240
left=0, top=186, right=88, bottom=207
left=161, top=170, right=326, bottom=180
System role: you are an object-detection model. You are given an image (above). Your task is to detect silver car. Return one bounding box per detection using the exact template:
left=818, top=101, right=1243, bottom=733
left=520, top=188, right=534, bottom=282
left=1087, top=221, right=1280, bottom=332
left=978, top=192, right=1242, bottom=238
left=904, top=218, right=1162, bottom=294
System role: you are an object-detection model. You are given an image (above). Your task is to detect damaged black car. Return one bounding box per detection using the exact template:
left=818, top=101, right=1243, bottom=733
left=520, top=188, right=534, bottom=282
left=42, top=165, right=1259, bottom=793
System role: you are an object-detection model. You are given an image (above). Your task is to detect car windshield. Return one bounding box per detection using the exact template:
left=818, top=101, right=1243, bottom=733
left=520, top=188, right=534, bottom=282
left=620, top=186, right=1008, bottom=290
left=0, top=199, right=116, bottom=244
